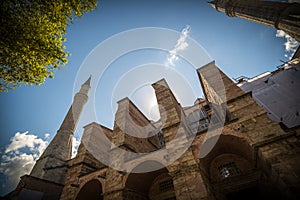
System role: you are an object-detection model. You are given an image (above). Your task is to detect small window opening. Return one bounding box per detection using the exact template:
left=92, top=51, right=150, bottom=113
left=218, top=162, right=240, bottom=179
left=159, top=179, right=174, bottom=192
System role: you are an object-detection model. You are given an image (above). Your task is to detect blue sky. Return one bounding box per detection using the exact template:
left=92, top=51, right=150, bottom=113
left=0, top=0, right=298, bottom=195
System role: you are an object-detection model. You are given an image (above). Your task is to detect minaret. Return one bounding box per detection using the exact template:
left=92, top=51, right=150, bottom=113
left=208, top=0, right=300, bottom=42
left=30, top=76, right=91, bottom=184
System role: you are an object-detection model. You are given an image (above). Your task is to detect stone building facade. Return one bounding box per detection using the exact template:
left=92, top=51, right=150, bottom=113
left=6, top=60, right=300, bottom=200
left=208, top=0, right=300, bottom=42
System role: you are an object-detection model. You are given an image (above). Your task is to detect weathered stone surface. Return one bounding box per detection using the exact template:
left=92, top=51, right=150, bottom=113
left=209, top=0, right=300, bottom=42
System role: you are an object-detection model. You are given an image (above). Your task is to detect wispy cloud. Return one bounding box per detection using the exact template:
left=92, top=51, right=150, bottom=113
left=276, top=30, right=299, bottom=59
left=44, top=133, right=50, bottom=139
left=0, top=131, right=49, bottom=195
left=72, top=137, right=80, bottom=158
left=167, top=25, right=191, bottom=66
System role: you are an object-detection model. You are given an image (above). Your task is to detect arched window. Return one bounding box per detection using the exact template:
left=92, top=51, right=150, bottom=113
left=187, top=109, right=209, bottom=134
left=124, top=161, right=176, bottom=200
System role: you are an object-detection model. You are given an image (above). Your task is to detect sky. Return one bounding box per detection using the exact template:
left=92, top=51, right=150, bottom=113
left=0, top=0, right=299, bottom=196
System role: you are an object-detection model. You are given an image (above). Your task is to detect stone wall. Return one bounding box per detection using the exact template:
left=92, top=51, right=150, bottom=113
left=58, top=63, right=300, bottom=200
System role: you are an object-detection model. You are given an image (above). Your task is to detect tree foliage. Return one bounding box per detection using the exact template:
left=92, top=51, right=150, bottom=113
left=0, top=0, right=97, bottom=92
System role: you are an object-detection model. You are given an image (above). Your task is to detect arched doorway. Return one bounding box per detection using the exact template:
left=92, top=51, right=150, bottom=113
left=76, top=179, right=103, bottom=200
left=124, top=161, right=176, bottom=200
left=199, top=134, right=264, bottom=199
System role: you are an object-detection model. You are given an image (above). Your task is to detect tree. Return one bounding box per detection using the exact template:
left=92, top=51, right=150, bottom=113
left=0, top=0, right=97, bottom=92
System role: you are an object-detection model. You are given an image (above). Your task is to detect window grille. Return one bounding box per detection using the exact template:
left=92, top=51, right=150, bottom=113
left=158, top=131, right=166, bottom=147
left=159, top=179, right=174, bottom=192
left=164, top=197, right=176, bottom=200
left=218, top=162, right=240, bottom=179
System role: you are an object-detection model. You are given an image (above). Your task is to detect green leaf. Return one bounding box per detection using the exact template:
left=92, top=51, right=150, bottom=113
left=0, top=0, right=97, bottom=91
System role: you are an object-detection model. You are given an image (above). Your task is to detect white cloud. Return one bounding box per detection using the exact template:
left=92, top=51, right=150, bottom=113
left=276, top=30, right=299, bottom=59
left=0, top=131, right=49, bottom=195
left=5, top=132, right=48, bottom=158
left=0, top=131, right=81, bottom=195
left=72, top=137, right=80, bottom=158
left=167, top=25, right=191, bottom=66
left=44, top=133, right=50, bottom=139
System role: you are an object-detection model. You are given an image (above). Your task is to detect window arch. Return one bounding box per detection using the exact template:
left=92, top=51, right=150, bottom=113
left=124, top=160, right=176, bottom=200
left=76, top=179, right=103, bottom=200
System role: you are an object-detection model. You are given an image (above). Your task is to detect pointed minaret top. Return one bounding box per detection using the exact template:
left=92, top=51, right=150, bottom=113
left=82, top=75, right=92, bottom=87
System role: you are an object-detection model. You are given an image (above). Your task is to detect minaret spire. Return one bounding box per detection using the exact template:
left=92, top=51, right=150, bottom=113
left=30, top=76, right=91, bottom=184
left=83, top=74, right=91, bottom=86
left=209, top=0, right=300, bottom=42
